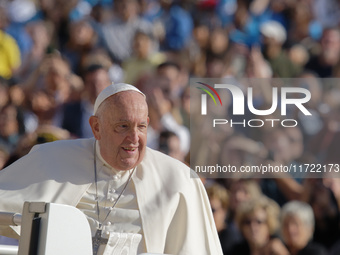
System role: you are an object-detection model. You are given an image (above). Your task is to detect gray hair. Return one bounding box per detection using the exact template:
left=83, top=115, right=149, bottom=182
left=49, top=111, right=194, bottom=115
left=281, top=200, right=315, bottom=233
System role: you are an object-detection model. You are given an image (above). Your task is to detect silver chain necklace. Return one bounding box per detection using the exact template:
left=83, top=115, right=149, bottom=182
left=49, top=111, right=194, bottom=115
left=92, top=140, right=136, bottom=255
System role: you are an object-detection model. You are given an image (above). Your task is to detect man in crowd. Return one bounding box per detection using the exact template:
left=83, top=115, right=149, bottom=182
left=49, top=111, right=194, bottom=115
left=0, top=83, right=222, bottom=255
left=62, top=64, right=111, bottom=138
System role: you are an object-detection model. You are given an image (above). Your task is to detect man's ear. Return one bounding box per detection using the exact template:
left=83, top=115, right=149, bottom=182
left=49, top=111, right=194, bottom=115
left=89, top=116, right=101, bottom=140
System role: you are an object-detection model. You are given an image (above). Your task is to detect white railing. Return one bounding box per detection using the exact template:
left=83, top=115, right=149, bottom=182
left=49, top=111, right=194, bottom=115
left=0, top=202, right=168, bottom=255
left=0, top=202, right=92, bottom=255
left=0, top=244, right=18, bottom=255
left=0, top=212, right=20, bottom=255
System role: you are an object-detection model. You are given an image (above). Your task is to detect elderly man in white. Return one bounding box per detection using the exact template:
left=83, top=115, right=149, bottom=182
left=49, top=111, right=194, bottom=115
left=0, top=83, right=223, bottom=255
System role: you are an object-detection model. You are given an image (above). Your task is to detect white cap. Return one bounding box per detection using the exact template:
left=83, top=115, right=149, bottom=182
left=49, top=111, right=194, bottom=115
left=93, top=83, right=145, bottom=114
left=7, top=0, right=36, bottom=23
left=260, top=21, right=287, bottom=43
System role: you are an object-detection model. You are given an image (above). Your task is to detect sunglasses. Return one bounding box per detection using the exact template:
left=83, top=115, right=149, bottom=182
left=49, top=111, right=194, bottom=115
left=242, top=218, right=267, bottom=226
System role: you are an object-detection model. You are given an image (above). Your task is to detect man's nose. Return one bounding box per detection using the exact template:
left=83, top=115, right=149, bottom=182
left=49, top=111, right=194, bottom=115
left=127, top=127, right=139, bottom=143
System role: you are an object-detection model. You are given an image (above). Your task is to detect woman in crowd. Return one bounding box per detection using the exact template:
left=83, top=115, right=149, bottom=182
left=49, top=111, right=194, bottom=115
left=207, top=183, right=239, bottom=254
left=230, top=195, right=289, bottom=255
left=281, top=200, right=328, bottom=255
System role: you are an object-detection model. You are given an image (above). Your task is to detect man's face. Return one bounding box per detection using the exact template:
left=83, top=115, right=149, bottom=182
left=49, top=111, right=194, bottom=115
left=115, top=0, right=138, bottom=22
left=85, top=69, right=111, bottom=100
left=90, top=91, right=149, bottom=171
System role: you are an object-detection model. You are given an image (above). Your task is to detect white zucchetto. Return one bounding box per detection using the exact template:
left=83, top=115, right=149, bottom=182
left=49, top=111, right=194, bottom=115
left=93, top=83, right=146, bottom=114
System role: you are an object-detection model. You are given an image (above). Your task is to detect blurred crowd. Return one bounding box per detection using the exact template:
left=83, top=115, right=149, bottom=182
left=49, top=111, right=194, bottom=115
left=1, top=0, right=340, bottom=253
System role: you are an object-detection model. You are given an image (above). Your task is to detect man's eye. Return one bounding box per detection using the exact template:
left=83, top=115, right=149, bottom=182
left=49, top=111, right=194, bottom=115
left=116, top=125, right=128, bottom=131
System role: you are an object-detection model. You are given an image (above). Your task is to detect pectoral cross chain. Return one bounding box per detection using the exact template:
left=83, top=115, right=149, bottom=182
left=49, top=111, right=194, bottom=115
left=92, top=228, right=108, bottom=255
left=92, top=141, right=136, bottom=255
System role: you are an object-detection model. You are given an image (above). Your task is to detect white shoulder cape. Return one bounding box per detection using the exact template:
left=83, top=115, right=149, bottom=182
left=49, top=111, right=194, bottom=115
left=0, top=138, right=222, bottom=255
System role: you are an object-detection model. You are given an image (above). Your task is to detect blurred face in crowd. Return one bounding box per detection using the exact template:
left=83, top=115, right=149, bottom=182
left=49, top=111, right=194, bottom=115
left=220, top=140, right=244, bottom=169
left=230, top=181, right=253, bottom=211
left=321, top=29, right=340, bottom=65
left=0, top=85, right=9, bottom=109
left=282, top=214, right=312, bottom=251
left=115, top=0, right=138, bottom=21
left=285, top=127, right=303, bottom=161
left=298, top=74, right=322, bottom=107
left=133, top=32, right=151, bottom=59
left=210, top=197, right=227, bottom=232
left=69, top=20, right=95, bottom=47
left=90, top=91, right=149, bottom=170
left=181, top=86, right=190, bottom=114
left=157, top=65, right=181, bottom=97
left=193, top=24, right=209, bottom=49
left=84, top=68, right=111, bottom=103
left=159, top=134, right=183, bottom=162
left=27, top=22, right=50, bottom=49
left=0, top=105, right=18, bottom=138
left=241, top=208, right=270, bottom=248
left=160, top=0, right=173, bottom=9
left=323, top=177, right=340, bottom=199
left=206, top=57, right=225, bottom=78
left=44, top=56, right=71, bottom=98
left=0, top=148, right=9, bottom=170
left=264, top=129, right=292, bottom=164
left=209, top=29, right=229, bottom=55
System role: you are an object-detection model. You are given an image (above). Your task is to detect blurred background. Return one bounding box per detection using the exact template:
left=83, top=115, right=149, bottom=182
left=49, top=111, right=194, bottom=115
left=0, top=0, right=340, bottom=253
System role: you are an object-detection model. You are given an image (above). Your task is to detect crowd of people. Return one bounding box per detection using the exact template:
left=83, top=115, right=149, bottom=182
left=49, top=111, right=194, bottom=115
left=1, top=0, right=340, bottom=254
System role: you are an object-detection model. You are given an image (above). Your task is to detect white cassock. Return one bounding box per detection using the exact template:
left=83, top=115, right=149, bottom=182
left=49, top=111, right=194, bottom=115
left=0, top=138, right=223, bottom=255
